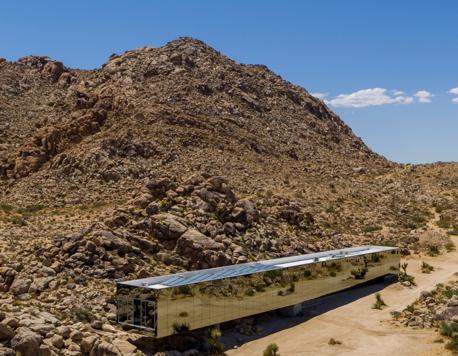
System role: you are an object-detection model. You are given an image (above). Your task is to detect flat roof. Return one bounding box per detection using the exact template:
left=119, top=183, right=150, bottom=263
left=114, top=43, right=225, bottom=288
left=118, top=245, right=397, bottom=289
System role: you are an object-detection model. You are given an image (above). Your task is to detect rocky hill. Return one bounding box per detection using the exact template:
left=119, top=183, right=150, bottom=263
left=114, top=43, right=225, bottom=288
left=0, top=37, right=457, bottom=355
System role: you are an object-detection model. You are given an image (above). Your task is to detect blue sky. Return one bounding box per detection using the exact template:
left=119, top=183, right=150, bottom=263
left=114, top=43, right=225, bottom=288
left=1, top=1, right=457, bottom=163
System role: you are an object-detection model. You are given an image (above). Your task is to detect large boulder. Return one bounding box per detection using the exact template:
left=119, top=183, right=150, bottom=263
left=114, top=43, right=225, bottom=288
left=151, top=214, right=187, bottom=242
left=10, top=327, right=43, bottom=356
left=89, top=340, right=122, bottom=356
left=146, top=177, right=173, bottom=198
left=9, top=277, right=32, bottom=295
left=93, top=231, right=132, bottom=255
left=0, top=323, right=15, bottom=341
left=176, top=229, right=225, bottom=266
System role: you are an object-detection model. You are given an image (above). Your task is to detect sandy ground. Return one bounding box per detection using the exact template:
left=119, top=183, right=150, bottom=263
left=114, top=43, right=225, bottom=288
left=227, top=236, right=458, bottom=356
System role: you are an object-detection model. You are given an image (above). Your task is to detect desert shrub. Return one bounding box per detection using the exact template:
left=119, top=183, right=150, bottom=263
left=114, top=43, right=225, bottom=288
left=16, top=204, right=44, bottom=216
left=72, top=307, right=93, bottom=322
left=245, top=288, right=255, bottom=296
left=437, top=214, right=453, bottom=229
left=177, top=284, right=193, bottom=296
left=445, top=334, right=458, bottom=351
left=172, top=322, right=190, bottom=334
left=440, top=322, right=458, bottom=337
left=328, top=338, right=342, bottom=345
left=372, top=293, right=387, bottom=310
left=390, top=311, right=401, bottom=320
left=351, top=268, right=368, bottom=280
left=434, top=201, right=452, bottom=213
left=403, top=304, right=415, bottom=313
left=419, top=230, right=449, bottom=255
left=364, top=225, right=382, bottom=233
left=427, top=245, right=440, bottom=256
left=0, top=204, right=14, bottom=213
left=445, top=240, right=456, bottom=252
left=442, top=286, right=458, bottom=299
left=263, top=343, right=280, bottom=356
left=8, top=216, right=27, bottom=226
left=421, top=261, right=434, bottom=274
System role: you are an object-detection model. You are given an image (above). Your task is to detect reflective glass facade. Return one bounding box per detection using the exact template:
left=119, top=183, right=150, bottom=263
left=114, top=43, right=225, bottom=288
left=117, top=247, right=400, bottom=338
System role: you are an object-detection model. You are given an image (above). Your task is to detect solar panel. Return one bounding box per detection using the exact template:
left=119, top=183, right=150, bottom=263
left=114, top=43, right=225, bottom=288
left=119, top=245, right=398, bottom=289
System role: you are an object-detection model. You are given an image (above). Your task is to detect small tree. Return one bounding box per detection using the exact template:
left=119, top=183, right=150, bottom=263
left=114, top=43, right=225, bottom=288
left=372, top=293, right=387, bottom=310
left=398, top=262, right=416, bottom=287
left=263, top=343, right=280, bottom=356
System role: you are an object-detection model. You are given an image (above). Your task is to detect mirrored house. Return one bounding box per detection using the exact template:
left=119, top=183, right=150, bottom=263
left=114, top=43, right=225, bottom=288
left=117, top=245, right=399, bottom=338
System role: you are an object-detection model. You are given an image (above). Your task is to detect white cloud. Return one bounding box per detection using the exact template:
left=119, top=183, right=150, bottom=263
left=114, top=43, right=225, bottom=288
left=452, top=97, right=458, bottom=104
left=448, top=88, right=458, bottom=95
left=310, top=92, right=328, bottom=99
left=329, top=88, right=414, bottom=108
left=414, top=90, right=433, bottom=103
left=392, top=90, right=404, bottom=96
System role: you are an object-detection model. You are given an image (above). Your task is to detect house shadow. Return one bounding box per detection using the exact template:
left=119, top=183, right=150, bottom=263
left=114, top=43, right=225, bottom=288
left=221, top=274, right=397, bottom=350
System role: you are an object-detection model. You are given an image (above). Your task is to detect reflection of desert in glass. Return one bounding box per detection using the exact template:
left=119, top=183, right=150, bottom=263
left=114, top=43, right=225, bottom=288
left=117, top=247, right=400, bottom=337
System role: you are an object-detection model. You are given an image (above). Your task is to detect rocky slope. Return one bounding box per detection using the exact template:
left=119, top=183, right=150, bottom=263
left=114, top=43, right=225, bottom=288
left=0, top=37, right=457, bottom=355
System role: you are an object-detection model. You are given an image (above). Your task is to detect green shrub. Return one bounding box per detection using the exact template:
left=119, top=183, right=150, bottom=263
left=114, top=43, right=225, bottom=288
left=390, top=311, right=401, bottom=320
left=263, top=343, right=280, bottom=356
left=72, top=307, right=93, bottom=322
left=364, top=225, right=382, bottom=233
left=427, top=245, right=440, bottom=256
left=0, top=204, right=14, bottom=213
left=351, top=268, right=368, bottom=280
left=403, top=304, right=415, bottom=313
left=440, top=322, right=458, bottom=337
left=443, top=286, right=458, bottom=299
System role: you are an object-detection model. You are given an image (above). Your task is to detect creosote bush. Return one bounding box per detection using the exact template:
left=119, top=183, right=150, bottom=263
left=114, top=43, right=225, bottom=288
left=328, top=338, right=342, bottom=345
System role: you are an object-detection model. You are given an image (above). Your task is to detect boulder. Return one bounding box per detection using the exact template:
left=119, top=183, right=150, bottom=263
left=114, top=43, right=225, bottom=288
left=146, top=177, right=173, bottom=198
left=0, top=323, right=15, bottom=341
left=151, top=214, right=187, bottom=241
left=10, top=327, right=43, bottom=356
left=93, top=231, right=132, bottom=255
left=81, top=335, right=98, bottom=353
left=10, top=277, right=32, bottom=295
left=0, top=347, right=14, bottom=356
left=50, top=334, right=65, bottom=348
left=89, top=340, right=122, bottom=356
left=177, top=229, right=224, bottom=253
